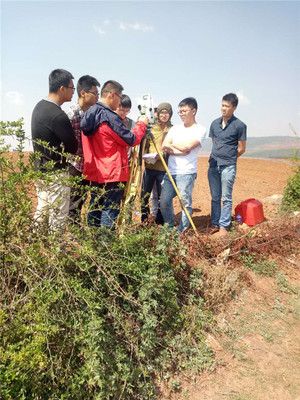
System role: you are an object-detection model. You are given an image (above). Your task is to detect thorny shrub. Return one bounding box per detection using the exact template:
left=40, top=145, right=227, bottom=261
left=281, top=162, right=300, bottom=212
left=281, top=127, right=300, bottom=213
left=0, top=120, right=214, bottom=400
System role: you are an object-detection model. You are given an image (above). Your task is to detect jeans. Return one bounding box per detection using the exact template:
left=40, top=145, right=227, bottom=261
left=141, top=168, right=165, bottom=223
left=160, top=173, right=196, bottom=232
left=208, top=164, right=237, bottom=229
left=150, top=182, right=158, bottom=217
left=88, top=182, right=125, bottom=230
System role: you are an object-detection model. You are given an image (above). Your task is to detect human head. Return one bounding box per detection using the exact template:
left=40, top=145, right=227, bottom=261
left=178, top=97, right=197, bottom=126
left=116, top=94, right=132, bottom=120
left=221, top=93, right=238, bottom=119
left=77, top=75, right=100, bottom=110
left=157, top=102, right=173, bottom=125
left=49, top=69, right=74, bottom=93
left=178, top=97, right=198, bottom=111
left=77, top=75, right=100, bottom=97
left=222, top=93, right=239, bottom=107
left=101, top=80, right=124, bottom=110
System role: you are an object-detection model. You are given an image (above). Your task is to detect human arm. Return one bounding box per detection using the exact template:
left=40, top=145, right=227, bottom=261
left=237, top=122, right=247, bottom=158
left=237, top=140, right=246, bottom=157
left=53, top=113, right=78, bottom=154
left=169, top=139, right=200, bottom=152
left=161, top=137, right=190, bottom=156
left=103, top=120, right=148, bottom=148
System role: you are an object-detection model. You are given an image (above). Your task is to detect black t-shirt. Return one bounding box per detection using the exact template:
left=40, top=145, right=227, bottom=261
left=31, top=99, right=77, bottom=171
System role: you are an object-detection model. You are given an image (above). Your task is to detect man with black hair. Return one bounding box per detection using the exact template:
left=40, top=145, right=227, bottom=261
left=31, top=68, right=78, bottom=232
left=116, top=94, right=135, bottom=131
left=116, top=94, right=136, bottom=161
left=80, top=80, right=148, bottom=230
left=208, top=93, right=247, bottom=237
left=160, top=97, right=206, bottom=232
left=65, top=75, right=100, bottom=224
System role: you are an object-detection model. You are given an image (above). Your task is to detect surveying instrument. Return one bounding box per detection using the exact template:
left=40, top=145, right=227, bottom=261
left=118, top=94, right=198, bottom=235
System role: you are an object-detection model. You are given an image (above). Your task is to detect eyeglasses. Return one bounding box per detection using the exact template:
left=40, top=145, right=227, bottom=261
left=64, top=86, right=76, bottom=91
left=178, top=108, right=193, bottom=115
left=112, top=92, right=122, bottom=100
left=159, top=111, right=170, bottom=116
left=88, top=90, right=99, bottom=96
left=117, top=107, right=130, bottom=114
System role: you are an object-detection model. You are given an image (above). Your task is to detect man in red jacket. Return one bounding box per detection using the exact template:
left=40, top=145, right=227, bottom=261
left=81, top=80, right=148, bottom=230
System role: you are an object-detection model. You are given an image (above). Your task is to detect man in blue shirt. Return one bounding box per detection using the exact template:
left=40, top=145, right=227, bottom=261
left=208, top=93, right=247, bottom=237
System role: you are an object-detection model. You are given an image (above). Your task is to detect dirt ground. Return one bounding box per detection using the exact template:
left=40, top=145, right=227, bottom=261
left=162, top=157, right=300, bottom=400
left=172, top=157, right=294, bottom=231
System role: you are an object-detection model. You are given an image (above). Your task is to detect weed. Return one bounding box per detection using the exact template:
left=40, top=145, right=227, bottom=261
left=169, top=379, right=181, bottom=392
left=241, top=253, right=277, bottom=276
left=276, top=272, right=298, bottom=294
left=272, top=298, right=287, bottom=313
left=281, top=163, right=300, bottom=212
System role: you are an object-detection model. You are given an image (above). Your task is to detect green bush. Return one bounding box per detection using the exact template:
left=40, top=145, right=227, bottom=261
left=0, top=120, right=213, bottom=399
left=281, top=163, right=300, bottom=212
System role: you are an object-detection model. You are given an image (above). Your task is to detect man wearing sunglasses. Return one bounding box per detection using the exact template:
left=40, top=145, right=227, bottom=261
left=31, top=68, right=78, bottom=232
left=65, top=75, right=100, bottom=224
left=80, top=80, right=148, bottom=231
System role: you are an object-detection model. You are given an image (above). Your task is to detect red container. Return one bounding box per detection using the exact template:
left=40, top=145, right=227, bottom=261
left=235, top=198, right=264, bottom=226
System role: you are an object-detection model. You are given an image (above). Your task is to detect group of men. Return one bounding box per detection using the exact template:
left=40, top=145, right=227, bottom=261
left=31, top=68, right=247, bottom=237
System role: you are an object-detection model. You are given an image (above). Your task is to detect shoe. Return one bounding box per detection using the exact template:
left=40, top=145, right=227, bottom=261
left=209, top=226, right=219, bottom=235
left=216, top=227, right=229, bottom=238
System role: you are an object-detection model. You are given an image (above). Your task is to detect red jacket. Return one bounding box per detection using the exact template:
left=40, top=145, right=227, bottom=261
left=81, top=103, right=146, bottom=183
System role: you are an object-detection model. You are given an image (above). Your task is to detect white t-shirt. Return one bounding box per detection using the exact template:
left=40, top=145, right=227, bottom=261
left=167, top=123, right=207, bottom=174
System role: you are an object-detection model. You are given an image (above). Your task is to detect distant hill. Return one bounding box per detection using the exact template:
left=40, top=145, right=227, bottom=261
left=200, top=136, right=300, bottom=159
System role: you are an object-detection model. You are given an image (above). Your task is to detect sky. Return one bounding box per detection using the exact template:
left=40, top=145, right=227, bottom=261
left=1, top=0, right=299, bottom=150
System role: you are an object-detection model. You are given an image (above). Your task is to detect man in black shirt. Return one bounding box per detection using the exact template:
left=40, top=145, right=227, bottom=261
left=31, top=69, right=78, bottom=232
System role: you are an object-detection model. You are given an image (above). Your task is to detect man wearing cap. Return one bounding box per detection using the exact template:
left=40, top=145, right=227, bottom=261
left=141, top=102, right=173, bottom=224
left=160, top=97, right=206, bottom=233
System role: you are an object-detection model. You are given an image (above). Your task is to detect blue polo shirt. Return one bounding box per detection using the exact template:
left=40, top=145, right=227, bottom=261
left=209, top=115, right=247, bottom=166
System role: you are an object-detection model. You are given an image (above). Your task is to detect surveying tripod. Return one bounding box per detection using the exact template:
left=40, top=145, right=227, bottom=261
left=118, top=94, right=198, bottom=235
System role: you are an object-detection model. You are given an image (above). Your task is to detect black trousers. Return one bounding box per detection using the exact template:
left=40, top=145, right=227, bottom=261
left=68, top=165, right=90, bottom=224
left=141, top=168, right=165, bottom=224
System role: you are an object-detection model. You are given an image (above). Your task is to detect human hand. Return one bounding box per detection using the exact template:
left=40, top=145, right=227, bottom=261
left=138, top=115, right=149, bottom=125
left=162, top=145, right=173, bottom=154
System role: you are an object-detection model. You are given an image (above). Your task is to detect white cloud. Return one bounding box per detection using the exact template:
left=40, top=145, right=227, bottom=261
left=236, top=91, right=251, bottom=105
left=119, top=22, right=127, bottom=31
left=93, top=24, right=106, bottom=36
left=6, top=91, right=24, bottom=106
left=119, top=21, right=154, bottom=32
left=94, top=20, right=154, bottom=36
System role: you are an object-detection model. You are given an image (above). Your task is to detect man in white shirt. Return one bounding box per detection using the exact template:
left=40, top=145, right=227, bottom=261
left=160, top=97, right=206, bottom=232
